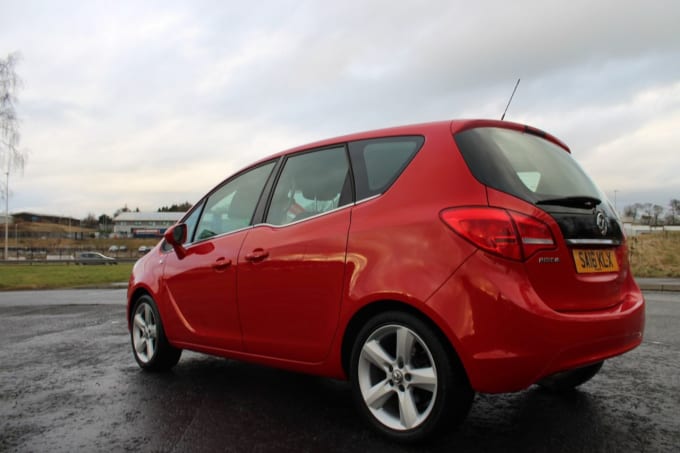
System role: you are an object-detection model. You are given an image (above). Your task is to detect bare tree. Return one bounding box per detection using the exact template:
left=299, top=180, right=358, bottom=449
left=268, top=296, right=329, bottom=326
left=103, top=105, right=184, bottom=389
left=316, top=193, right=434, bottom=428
left=670, top=199, right=680, bottom=225
left=1, top=52, right=28, bottom=259
left=640, top=203, right=653, bottom=225
left=652, top=204, right=664, bottom=226
left=664, top=212, right=676, bottom=226
left=82, top=213, right=99, bottom=229
left=623, top=203, right=640, bottom=221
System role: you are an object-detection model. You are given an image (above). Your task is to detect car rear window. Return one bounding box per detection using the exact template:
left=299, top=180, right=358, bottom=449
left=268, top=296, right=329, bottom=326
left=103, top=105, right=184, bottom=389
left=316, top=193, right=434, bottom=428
left=349, top=136, right=424, bottom=200
left=454, top=127, right=601, bottom=204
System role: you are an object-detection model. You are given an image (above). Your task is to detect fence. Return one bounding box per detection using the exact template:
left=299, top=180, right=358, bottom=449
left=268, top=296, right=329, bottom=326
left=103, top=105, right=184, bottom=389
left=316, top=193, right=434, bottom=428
left=1, top=247, right=143, bottom=263
left=624, top=224, right=680, bottom=236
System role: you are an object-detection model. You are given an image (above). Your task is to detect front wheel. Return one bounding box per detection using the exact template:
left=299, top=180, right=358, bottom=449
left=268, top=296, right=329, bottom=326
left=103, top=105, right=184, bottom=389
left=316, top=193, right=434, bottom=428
left=130, top=295, right=181, bottom=371
left=350, top=311, right=474, bottom=443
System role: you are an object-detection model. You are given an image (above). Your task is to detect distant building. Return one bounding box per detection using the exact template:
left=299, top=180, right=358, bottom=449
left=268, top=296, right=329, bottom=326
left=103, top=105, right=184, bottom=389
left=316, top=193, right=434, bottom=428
left=10, top=212, right=93, bottom=240
left=13, top=212, right=80, bottom=226
left=113, top=212, right=184, bottom=238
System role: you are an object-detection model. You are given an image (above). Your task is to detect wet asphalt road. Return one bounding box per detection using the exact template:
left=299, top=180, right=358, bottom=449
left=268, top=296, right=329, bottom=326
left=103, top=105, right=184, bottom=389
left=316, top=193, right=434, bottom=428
left=0, top=290, right=678, bottom=452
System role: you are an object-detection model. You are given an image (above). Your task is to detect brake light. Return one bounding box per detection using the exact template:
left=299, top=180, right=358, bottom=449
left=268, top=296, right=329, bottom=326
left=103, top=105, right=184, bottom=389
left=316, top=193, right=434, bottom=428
left=440, top=207, right=555, bottom=261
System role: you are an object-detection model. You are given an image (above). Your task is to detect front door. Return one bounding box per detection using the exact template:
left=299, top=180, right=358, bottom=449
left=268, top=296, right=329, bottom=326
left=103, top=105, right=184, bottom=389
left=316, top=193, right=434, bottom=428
left=162, top=232, right=247, bottom=350
left=161, top=161, right=276, bottom=351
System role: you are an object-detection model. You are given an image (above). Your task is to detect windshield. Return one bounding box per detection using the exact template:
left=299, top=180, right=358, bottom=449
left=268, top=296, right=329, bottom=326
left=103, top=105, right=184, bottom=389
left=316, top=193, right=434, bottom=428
left=454, top=127, right=602, bottom=205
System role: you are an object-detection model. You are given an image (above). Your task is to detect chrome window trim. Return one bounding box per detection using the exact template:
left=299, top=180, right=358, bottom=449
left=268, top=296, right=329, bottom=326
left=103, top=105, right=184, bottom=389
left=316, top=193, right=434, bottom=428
left=257, top=194, right=380, bottom=230
left=190, top=224, right=254, bottom=244
left=162, top=225, right=255, bottom=254
left=163, top=193, right=384, bottom=251
left=259, top=203, right=354, bottom=229
left=354, top=194, right=381, bottom=205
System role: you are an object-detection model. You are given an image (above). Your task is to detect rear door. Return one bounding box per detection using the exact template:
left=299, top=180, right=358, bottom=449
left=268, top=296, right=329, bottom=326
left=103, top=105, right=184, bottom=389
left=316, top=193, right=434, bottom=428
left=237, top=146, right=352, bottom=362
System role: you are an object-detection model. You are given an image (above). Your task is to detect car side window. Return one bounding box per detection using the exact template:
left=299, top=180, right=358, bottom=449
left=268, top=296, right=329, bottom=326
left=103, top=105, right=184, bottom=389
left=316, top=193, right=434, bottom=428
left=181, top=200, right=204, bottom=244
left=348, top=136, right=424, bottom=201
left=266, top=146, right=351, bottom=226
left=194, top=162, right=275, bottom=241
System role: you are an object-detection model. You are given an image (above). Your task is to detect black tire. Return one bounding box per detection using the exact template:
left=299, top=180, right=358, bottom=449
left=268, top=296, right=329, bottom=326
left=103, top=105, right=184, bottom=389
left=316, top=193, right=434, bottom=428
left=537, top=361, right=604, bottom=392
left=130, top=295, right=182, bottom=371
left=349, top=311, right=474, bottom=443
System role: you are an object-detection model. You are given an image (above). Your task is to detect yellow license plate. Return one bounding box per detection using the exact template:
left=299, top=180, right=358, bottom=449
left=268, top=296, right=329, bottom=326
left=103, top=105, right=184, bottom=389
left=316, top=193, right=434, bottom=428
left=572, top=249, right=619, bottom=273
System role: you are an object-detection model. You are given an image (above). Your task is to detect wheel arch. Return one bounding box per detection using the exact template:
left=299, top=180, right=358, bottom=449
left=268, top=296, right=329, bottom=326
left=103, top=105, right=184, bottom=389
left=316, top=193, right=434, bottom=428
left=340, top=300, right=468, bottom=382
left=127, top=287, right=153, bottom=330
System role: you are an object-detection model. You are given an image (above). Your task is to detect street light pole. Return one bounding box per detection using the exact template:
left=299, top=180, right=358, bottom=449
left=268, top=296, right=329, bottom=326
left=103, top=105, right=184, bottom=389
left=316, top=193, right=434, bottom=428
left=4, top=169, right=9, bottom=261
left=614, top=190, right=619, bottom=216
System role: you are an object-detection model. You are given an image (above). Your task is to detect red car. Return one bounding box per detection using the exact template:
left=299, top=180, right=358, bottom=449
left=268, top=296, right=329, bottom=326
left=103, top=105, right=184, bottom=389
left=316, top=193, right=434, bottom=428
left=127, top=119, right=644, bottom=442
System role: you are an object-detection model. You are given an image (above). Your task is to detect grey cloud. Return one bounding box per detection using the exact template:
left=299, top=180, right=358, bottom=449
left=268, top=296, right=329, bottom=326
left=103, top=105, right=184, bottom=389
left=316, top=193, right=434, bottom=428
left=2, top=0, right=679, bottom=217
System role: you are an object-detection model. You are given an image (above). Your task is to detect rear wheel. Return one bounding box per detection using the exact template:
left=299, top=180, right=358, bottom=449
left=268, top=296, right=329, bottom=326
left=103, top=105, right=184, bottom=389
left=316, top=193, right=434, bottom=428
left=350, top=311, right=473, bottom=442
left=131, top=295, right=181, bottom=371
left=538, top=361, right=604, bottom=392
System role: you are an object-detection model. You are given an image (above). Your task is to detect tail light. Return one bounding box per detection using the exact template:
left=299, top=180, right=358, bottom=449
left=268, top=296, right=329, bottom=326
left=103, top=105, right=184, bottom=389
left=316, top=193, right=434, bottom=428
left=440, top=207, right=555, bottom=261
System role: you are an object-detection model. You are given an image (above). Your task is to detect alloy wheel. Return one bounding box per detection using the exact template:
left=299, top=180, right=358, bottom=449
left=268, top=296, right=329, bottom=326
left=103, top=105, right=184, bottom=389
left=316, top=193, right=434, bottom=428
left=357, top=324, right=438, bottom=431
left=132, top=302, right=158, bottom=364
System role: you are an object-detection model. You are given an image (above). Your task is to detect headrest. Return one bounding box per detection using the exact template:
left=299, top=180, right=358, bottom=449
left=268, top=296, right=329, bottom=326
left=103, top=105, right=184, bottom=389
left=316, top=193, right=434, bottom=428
left=228, top=185, right=258, bottom=219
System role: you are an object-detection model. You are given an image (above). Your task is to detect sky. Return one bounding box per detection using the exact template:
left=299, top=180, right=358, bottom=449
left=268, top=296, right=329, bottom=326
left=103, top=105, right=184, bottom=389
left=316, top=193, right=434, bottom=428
left=1, top=0, right=679, bottom=219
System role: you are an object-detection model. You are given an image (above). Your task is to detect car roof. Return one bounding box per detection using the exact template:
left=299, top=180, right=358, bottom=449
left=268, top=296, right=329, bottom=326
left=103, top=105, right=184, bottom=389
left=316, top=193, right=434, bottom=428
left=244, top=119, right=570, bottom=170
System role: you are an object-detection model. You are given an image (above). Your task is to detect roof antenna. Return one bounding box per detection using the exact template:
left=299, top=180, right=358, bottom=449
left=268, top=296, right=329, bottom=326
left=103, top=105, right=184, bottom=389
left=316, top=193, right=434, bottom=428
left=501, top=78, right=521, bottom=121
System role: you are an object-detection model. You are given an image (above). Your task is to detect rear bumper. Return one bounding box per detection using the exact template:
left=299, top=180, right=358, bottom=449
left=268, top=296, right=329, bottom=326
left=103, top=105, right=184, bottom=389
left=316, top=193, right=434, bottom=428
left=426, top=252, right=645, bottom=393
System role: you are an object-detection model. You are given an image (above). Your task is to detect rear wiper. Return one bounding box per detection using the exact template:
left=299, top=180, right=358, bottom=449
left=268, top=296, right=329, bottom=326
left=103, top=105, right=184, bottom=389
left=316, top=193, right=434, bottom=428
left=536, top=196, right=602, bottom=209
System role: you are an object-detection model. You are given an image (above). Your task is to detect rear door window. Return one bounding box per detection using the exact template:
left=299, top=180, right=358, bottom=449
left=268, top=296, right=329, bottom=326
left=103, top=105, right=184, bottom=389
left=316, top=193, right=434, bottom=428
left=265, top=146, right=351, bottom=226
left=348, top=136, right=424, bottom=200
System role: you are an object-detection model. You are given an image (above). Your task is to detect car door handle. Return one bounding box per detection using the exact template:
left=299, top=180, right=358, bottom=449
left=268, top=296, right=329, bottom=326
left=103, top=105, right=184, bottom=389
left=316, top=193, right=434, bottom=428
left=212, top=257, right=232, bottom=271
left=244, top=249, right=269, bottom=262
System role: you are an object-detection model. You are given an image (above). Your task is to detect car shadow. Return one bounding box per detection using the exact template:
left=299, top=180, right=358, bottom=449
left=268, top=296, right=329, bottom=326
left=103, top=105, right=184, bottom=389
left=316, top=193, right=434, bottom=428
left=122, top=354, right=653, bottom=452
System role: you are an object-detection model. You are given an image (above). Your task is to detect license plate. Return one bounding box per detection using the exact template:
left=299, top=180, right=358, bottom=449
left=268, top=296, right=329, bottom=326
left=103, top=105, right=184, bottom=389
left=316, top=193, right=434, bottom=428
left=572, top=249, right=619, bottom=273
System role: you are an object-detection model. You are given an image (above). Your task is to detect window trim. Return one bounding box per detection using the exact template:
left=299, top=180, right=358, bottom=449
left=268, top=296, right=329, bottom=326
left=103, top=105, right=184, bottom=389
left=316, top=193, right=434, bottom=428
left=259, top=203, right=354, bottom=229
left=164, top=134, right=425, bottom=245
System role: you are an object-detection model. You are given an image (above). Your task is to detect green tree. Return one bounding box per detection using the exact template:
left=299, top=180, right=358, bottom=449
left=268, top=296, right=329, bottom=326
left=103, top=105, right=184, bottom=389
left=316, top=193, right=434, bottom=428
left=113, top=204, right=131, bottom=217
left=158, top=201, right=192, bottom=212
left=98, top=214, right=113, bottom=234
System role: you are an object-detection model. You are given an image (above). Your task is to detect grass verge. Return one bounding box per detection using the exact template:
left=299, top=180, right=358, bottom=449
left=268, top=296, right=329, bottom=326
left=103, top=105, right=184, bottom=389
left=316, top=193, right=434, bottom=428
left=629, top=232, right=680, bottom=278
left=0, top=263, right=134, bottom=291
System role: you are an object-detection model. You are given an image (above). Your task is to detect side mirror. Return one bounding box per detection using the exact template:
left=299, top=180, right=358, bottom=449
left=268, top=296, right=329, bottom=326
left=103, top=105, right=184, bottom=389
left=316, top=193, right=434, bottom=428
left=164, top=224, right=188, bottom=259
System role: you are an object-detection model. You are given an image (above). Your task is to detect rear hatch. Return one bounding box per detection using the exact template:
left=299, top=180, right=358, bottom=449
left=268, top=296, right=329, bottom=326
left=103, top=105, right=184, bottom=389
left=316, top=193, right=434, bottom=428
left=454, top=125, right=628, bottom=312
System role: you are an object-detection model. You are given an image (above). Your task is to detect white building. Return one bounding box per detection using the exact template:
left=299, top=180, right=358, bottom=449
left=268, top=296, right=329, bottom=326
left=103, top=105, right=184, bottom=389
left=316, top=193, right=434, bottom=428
left=113, top=212, right=184, bottom=238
